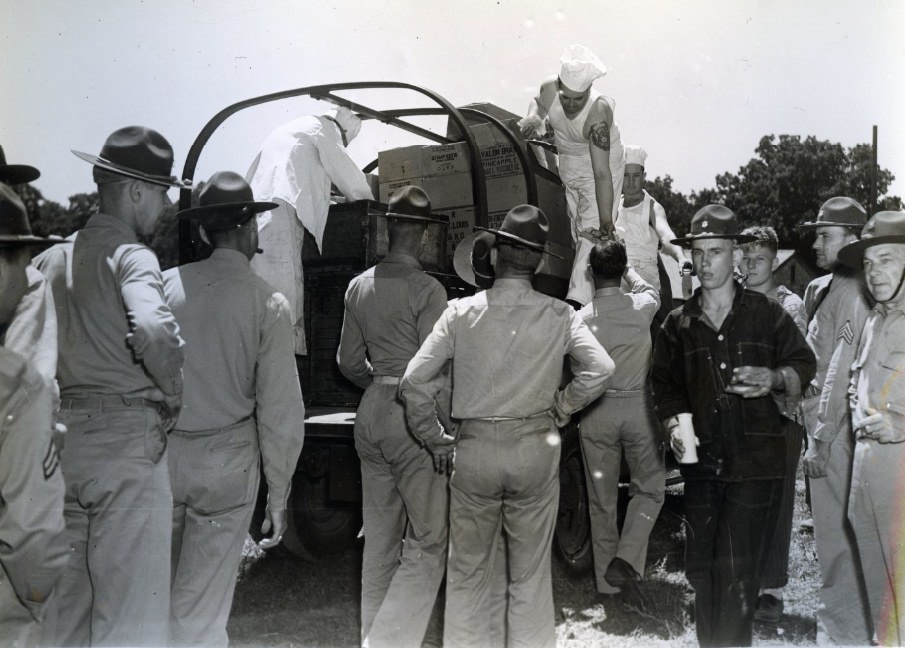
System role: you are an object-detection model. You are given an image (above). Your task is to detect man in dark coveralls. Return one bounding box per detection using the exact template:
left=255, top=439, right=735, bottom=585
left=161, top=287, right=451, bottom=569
left=651, top=205, right=815, bottom=647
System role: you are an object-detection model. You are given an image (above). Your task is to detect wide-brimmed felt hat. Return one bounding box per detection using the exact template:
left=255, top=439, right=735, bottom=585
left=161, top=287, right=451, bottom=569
left=72, top=126, right=189, bottom=189
left=382, top=185, right=448, bottom=225
left=798, top=196, right=866, bottom=230
left=671, top=204, right=756, bottom=247
left=837, top=211, right=905, bottom=269
left=177, top=171, right=277, bottom=231
left=475, top=204, right=563, bottom=258
left=453, top=231, right=496, bottom=288
left=0, top=183, right=67, bottom=249
left=0, top=145, right=40, bottom=185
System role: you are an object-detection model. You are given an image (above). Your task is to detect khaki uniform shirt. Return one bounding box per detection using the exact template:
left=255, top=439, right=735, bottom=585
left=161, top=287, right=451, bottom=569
left=337, top=253, right=448, bottom=389
left=400, top=278, right=613, bottom=437
left=804, top=270, right=871, bottom=442
left=33, top=213, right=184, bottom=398
left=578, top=273, right=660, bottom=391
left=162, top=248, right=305, bottom=508
left=850, top=299, right=905, bottom=432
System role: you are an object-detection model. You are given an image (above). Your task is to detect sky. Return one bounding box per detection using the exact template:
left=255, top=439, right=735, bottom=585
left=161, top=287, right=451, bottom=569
left=1, top=0, right=903, bottom=206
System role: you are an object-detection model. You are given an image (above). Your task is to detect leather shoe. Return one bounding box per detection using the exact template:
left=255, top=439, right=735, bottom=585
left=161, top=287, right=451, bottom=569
left=604, top=557, right=648, bottom=610
left=753, top=593, right=784, bottom=624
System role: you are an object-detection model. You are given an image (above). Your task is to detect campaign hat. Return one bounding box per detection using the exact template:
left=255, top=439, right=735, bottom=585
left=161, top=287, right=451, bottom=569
left=798, top=196, right=867, bottom=231
left=382, top=185, right=448, bottom=225
left=0, top=183, right=66, bottom=249
left=72, top=126, right=189, bottom=189
left=452, top=231, right=496, bottom=288
left=177, top=171, right=277, bottom=231
left=670, top=204, right=756, bottom=247
left=0, top=145, right=40, bottom=185
left=475, top=204, right=563, bottom=258
left=837, top=211, right=905, bottom=268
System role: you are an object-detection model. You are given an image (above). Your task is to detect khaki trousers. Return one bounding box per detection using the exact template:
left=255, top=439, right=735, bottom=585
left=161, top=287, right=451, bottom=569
left=579, top=392, right=664, bottom=593
left=803, top=397, right=872, bottom=644
left=444, top=417, right=560, bottom=648
left=169, top=420, right=260, bottom=647
left=355, top=383, right=449, bottom=648
left=51, top=406, right=172, bottom=647
left=849, top=439, right=905, bottom=646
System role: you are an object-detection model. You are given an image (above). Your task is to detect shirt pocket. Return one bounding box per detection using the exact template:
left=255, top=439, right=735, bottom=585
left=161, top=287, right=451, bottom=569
left=879, top=351, right=905, bottom=416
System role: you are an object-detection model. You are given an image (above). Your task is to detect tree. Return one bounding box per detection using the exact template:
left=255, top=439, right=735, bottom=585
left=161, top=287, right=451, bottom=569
left=646, top=174, right=695, bottom=238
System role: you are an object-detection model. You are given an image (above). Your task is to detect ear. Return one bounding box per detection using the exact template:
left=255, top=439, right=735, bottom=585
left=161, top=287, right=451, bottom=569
left=771, top=256, right=779, bottom=272
left=198, top=225, right=211, bottom=246
left=127, top=179, right=144, bottom=204
left=489, top=246, right=498, bottom=267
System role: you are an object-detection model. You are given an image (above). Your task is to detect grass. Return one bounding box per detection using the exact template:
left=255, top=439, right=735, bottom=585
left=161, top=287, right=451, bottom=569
left=228, top=471, right=820, bottom=646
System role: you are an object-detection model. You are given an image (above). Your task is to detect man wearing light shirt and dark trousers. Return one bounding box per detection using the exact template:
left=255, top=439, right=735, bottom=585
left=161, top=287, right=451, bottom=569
left=337, top=186, right=451, bottom=648
left=577, top=239, right=664, bottom=606
left=163, top=172, right=305, bottom=646
left=400, top=205, right=614, bottom=648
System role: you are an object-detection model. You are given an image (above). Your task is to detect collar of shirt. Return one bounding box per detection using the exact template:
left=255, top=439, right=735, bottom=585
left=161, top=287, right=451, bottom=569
left=593, top=286, right=623, bottom=298
left=210, top=247, right=252, bottom=268
left=490, top=277, right=533, bottom=290
left=682, top=281, right=751, bottom=320
left=85, top=212, right=138, bottom=241
left=381, top=252, right=423, bottom=269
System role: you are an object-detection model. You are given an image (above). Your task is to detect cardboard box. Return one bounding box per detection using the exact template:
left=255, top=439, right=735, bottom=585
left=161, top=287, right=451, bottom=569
left=378, top=143, right=472, bottom=181
left=379, top=173, right=473, bottom=209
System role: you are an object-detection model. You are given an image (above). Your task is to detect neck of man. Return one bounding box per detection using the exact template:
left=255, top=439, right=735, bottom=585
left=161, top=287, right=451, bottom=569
left=622, top=190, right=644, bottom=209
left=700, top=280, right=736, bottom=312
left=593, top=277, right=621, bottom=291
left=747, top=277, right=776, bottom=297
left=496, top=266, right=535, bottom=281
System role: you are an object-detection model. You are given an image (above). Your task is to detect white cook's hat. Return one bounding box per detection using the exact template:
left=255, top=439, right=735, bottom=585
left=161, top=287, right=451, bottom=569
left=559, top=44, right=607, bottom=92
left=623, top=145, right=648, bottom=167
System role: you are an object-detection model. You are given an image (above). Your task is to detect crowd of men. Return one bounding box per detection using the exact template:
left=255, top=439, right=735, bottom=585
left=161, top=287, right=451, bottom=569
left=1, top=43, right=904, bottom=648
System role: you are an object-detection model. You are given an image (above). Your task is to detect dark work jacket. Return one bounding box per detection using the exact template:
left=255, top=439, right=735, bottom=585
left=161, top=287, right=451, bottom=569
left=651, top=284, right=816, bottom=481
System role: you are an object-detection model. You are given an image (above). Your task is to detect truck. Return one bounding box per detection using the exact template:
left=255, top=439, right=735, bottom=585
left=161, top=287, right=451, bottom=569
left=177, top=81, right=677, bottom=574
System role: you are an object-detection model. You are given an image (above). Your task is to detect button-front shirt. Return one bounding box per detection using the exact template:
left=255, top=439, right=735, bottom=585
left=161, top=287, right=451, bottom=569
left=652, top=285, right=816, bottom=481
left=804, top=269, right=872, bottom=442
left=4, top=266, right=58, bottom=394
left=337, top=253, right=448, bottom=389
left=247, top=115, right=373, bottom=252
left=400, top=278, right=613, bottom=437
left=850, top=299, right=905, bottom=434
left=163, top=248, right=304, bottom=507
left=578, top=272, right=660, bottom=391
left=33, top=213, right=184, bottom=398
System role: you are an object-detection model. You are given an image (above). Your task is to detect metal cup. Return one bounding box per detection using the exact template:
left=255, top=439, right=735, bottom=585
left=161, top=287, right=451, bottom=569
left=675, top=413, right=698, bottom=464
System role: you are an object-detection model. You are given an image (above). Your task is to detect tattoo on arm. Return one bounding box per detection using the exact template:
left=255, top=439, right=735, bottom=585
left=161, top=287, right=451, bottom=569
left=589, top=122, right=610, bottom=151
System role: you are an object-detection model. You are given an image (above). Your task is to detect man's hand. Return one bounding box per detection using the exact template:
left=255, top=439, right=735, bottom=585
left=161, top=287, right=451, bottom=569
left=258, top=503, right=286, bottom=550
left=803, top=438, right=832, bottom=478
left=725, top=366, right=778, bottom=399
left=664, top=416, right=685, bottom=458
left=424, top=432, right=457, bottom=475
left=854, top=408, right=904, bottom=444
left=134, top=386, right=182, bottom=432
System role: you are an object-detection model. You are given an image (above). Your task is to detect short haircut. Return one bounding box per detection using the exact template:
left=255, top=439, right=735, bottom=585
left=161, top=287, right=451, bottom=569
left=589, top=239, right=627, bottom=280
left=497, top=240, right=542, bottom=272
left=740, top=226, right=779, bottom=254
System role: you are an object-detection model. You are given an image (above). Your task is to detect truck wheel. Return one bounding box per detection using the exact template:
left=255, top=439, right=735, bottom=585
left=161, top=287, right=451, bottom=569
left=554, top=421, right=594, bottom=576
left=282, top=471, right=361, bottom=557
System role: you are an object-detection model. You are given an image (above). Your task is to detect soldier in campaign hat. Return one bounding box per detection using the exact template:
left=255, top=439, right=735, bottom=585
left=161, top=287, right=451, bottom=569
left=33, top=126, right=187, bottom=646
left=401, top=204, right=613, bottom=647
left=0, top=183, right=67, bottom=646
left=336, top=185, right=451, bottom=647
left=652, top=205, right=815, bottom=646
left=162, top=171, right=305, bottom=645
left=797, top=196, right=873, bottom=644
left=837, top=211, right=905, bottom=645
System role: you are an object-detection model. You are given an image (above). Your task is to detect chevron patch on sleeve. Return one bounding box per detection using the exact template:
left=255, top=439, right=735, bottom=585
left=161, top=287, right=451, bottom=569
left=837, top=320, right=854, bottom=346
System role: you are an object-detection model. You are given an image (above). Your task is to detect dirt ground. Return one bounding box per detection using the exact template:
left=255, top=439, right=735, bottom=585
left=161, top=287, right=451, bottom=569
left=227, top=478, right=820, bottom=647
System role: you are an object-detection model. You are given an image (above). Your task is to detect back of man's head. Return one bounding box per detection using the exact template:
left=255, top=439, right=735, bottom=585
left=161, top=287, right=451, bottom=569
left=496, top=241, right=543, bottom=274
left=589, top=239, right=627, bottom=281
left=387, top=218, right=427, bottom=255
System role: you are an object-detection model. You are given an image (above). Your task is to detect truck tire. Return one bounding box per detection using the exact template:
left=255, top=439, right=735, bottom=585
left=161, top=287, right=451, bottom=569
left=282, top=471, right=362, bottom=557
left=554, top=421, right=594, bottom=576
